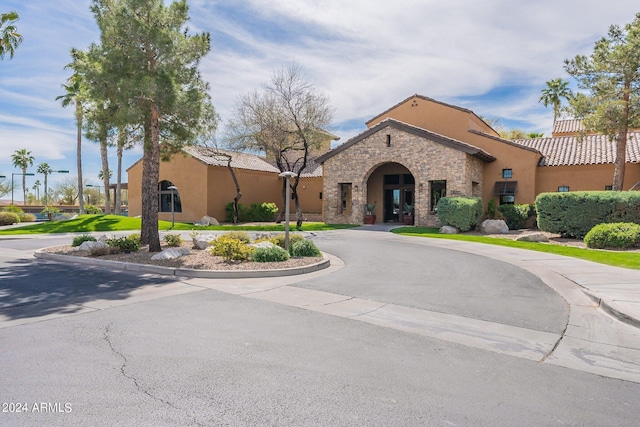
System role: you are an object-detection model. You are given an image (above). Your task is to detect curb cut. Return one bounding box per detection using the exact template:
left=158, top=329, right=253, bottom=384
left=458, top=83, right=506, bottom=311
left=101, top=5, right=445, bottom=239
left=583, top=290, right=640, bottom=329
left=34, top=249, right=331, bottom=279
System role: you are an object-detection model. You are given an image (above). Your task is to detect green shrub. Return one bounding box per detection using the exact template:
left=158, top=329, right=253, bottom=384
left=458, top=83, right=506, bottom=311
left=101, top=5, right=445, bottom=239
left=485, top=198, right=498, bottom=219
left=84, top=204, right=103, bottom=214
left=0, top=211, right=20, bottom=226
left=208, top=235, right=254, bottom=261
left=536, top=191, right=640, bottom=238
left=290, top=239, right=321, bottom=257
left=126, top=233, right=141, bottom=246
left=437, top=197, right=483, bottom=231
left=2, top=205, right=24, bottom=214
left=72, top=234, right=97, bottom=247
left=18, top=212, right=36, bottom=222
left=270, top=233, right=305, bottom=249
left=224, top=202, right=279, bottom=222
left=584, top=223, right=640, bottom=249
left=106, top=236, right=141, bottom=253
left=163, top=233, right=184, bottom=247
left=251, top=245, right=291, bottom=262
left=223, top=230, right=251, bottom=243
left=498, top=204, right=534, bottom=230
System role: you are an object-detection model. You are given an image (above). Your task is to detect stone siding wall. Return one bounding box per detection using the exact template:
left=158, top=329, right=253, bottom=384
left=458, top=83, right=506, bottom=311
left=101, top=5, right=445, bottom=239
left=323, top=127, right=484, bottom=226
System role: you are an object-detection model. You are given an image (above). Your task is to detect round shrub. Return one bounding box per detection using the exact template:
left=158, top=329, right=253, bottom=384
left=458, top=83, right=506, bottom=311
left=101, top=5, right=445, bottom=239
left=106, top=236, right=141, bottom=253
left=208, top=235, right=253, bottom=261
left=2, top=205, right=24, bottom=214
left=0, top=211, right=20, bottom=225
left=270, top=233, right=305, bottom=249
left=251, top=246, right=290, bottom=262
left=437, top=197, right=483, bottom=231
left=18, top=212, right=36, bottom=222
left=72, top=234, right=97, bottom=247
left=223, top=231, right=251, bottom=243
left=84, top=204, right=103, bottom=214
left=290, top=239, right=321, bottom=257
left=498, top=203, right=535, bottom=230
left=584, top=223, right=640, bottom=249
left=163, top=233, right=184, bottom=247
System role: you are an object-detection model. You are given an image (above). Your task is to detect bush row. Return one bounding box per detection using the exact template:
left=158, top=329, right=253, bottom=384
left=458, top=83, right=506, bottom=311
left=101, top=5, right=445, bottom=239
left=224, top=202, right=279, bottom=223
left=536, top=191, right=640, bottom=238
left=208, top=232, right=322, bottom=262
left=437, top=197, right=483, bottom=231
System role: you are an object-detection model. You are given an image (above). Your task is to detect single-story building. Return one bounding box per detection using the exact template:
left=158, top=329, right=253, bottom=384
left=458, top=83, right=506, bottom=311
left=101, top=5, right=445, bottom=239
left=127, top=94, right=640, bottom=226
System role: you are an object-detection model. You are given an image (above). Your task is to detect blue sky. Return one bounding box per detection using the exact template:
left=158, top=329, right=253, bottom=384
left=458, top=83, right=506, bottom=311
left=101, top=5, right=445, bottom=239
left=1, top=1, right=639, bottom=200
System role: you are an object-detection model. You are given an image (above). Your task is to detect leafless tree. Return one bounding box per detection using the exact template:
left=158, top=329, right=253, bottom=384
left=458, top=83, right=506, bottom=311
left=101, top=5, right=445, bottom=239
left=225, top=64, right=333, bottom=227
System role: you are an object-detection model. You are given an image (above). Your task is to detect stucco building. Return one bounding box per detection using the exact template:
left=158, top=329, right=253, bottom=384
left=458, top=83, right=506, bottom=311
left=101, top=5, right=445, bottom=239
left=127, top=94, right=640, bottom=226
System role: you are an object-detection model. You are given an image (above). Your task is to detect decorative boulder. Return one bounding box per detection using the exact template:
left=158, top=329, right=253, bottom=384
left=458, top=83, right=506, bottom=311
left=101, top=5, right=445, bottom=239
left=439, top=225, right=459, bottom=234
left=250, top=241, right=277, bottom=249
left=480, top=219, right=509, bottom=234
left=77, top=241, right=107, bottom=251
left=151, top=247, right=190, bottom=260
left=193, top=235, right=216, bottom=250
left=97, top=234, right=110, bottom=243
left=195, top=216, right=219, bottom=226
left=516, top=232, right=549, bottom=242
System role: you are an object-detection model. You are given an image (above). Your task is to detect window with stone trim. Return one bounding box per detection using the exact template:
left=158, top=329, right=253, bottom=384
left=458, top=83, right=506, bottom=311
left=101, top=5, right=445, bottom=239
left=430, top=180, right=446, bottom=212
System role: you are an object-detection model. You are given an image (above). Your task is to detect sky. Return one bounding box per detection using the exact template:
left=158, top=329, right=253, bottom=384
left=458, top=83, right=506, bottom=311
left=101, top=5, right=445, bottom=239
left=1, top=0, right=639, bottom=200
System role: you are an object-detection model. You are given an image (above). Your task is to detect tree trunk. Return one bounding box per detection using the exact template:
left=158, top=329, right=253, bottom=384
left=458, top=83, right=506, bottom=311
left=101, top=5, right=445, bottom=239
left=613, top=82, right=631, bottom=191
left=224, top=155, right=242, bottom=223
left=115, top=137, right=123, bottom=215
left=76, top=103, right=84, bottom=214
left=21, top=168, right=26, bottom=205
left=292, top=175, right=303, bottom=228
left=141, top=104, right=161, bottom=252
left=100, top=137, right=111, bottom=214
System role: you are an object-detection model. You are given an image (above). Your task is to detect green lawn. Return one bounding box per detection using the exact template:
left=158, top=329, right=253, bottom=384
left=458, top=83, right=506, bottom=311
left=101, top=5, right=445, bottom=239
left=0, top=215, right=357, bottom=235
left=392, top=227, right=640, bottom=270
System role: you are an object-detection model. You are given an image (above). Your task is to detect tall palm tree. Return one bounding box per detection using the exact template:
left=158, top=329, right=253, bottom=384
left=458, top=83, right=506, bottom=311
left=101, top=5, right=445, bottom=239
left=36, top=162, right=53, bottom=206
left=539, top=78, right=573, bottom=124
left=0, top=11, right=22, bottom=60
left=56, top=48, right=87, bottom=214
left=11, top=148, right=34, bottom=204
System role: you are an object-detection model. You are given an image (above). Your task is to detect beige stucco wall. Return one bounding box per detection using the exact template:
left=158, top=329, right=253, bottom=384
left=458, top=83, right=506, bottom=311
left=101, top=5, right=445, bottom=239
left=127, top=154, right=324, bottom=223
left=536, top=163, right=640, bottom=195
left=322, top=125, right=485, bottom=226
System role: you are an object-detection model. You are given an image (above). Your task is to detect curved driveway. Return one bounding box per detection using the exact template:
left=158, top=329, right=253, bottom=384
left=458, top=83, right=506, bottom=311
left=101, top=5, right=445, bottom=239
left=301, top=228, right=568, bottom=333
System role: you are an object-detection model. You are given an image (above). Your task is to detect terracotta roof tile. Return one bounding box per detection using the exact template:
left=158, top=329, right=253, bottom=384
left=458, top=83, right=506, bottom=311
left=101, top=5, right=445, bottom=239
left=183, top=146, right=279, bottom=173
left=514, top=133, right=640, bottom=166
left=552, top=119, right=584, bottom=135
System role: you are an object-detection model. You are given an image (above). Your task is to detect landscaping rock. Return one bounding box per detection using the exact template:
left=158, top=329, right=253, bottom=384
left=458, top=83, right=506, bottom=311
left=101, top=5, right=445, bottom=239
left=439, top=225, right=459, bottom=234
left=76, top=241, right=107, bottom=251
left=151, top=247, right=190, bottom=260
left=516, top=232, right=549, bottom=242
left=250, top=241, right=277, bottom=249
left=194, top=216, right=219, bottom=226
left=193, top=235, right=216, bottom=250
left=480, top=219, right=509, bottom=234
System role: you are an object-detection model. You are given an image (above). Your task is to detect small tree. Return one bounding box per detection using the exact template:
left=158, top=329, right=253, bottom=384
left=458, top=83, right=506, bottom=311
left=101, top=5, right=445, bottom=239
left=564, top=13, right=640, bottom=190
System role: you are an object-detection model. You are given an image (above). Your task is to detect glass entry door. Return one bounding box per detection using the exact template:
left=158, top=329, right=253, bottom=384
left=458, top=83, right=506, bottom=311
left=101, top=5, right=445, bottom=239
left=383, top=173, right=415, bottom=223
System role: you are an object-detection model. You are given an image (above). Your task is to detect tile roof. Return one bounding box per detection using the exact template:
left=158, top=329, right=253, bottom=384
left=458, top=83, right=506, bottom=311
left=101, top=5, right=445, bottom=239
left=514, top=133, right=640, bottom=166
left=552, top=119, right=584, bottom=135
left=183, top=146, right=280, bottom=173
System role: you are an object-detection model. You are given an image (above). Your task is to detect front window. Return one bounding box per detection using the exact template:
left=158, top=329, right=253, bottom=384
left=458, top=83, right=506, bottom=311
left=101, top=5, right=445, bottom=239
left=339, top=183, right=352, bottom=213
left=502, top=169, right=513, bottom=179
left=158, top=180, right=182, bottom=212
left=430, top=180, right=446, bottom=212
left=558, top=186, right=570, bottom=192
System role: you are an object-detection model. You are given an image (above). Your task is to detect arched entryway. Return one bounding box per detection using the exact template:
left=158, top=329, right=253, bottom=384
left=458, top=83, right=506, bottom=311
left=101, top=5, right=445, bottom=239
left=366, top=162, right=415, bottom=224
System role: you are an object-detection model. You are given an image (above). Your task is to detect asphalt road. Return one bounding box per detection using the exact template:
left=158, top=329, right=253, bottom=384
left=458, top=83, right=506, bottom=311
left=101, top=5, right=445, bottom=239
left=1, top=231, right=640, bottom=426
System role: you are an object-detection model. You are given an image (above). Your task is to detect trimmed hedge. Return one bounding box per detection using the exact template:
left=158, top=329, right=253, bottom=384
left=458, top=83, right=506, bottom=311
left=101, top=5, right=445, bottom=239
left=536, top=191, right=640, bottom=238
left=498, top=204, right=535, bottom=230
left=437, top=197, right=483, bottom=231
left=584, top=222, right=640, bottom=249
left=225, top=202, right=279, bottom=222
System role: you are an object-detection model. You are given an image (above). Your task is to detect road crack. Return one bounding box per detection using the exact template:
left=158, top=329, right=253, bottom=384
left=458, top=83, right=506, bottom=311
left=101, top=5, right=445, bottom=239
left=102, top=323, right=205, bottom=426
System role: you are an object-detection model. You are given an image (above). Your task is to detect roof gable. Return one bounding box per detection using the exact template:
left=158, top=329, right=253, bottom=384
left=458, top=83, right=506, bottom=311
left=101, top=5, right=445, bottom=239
left=317, top=118, right=496, bottom=163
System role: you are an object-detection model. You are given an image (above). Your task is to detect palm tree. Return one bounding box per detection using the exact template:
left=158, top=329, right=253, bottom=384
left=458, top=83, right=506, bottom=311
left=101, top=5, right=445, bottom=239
left=0, top=11, right=22, bottom=60
left=11, top=148, right=34, bottom=204
left=32, top=180, right=41, bottom=203
left=37, top=162, right=53, bottom=206
left=56, top=48, right=87, bottom=214
left=539, top=78, right=573, bottom=124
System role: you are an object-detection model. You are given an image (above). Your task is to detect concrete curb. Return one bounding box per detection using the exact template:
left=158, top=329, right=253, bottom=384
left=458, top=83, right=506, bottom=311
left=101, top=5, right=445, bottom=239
left=34, top=249, right=331, bottom=279
left=582, top=291, right=640, bottom=329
